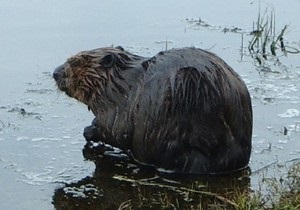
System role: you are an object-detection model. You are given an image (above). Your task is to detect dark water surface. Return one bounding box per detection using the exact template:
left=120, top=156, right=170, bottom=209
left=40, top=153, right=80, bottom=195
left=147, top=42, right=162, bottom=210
left=1, top=0, right=299, bottom=209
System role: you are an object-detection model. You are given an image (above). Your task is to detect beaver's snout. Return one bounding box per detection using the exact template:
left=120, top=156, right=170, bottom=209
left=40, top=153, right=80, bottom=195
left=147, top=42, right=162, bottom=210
left=53, top=64, right=65, bottom=81
left=53, top=64, right=69, bottom=93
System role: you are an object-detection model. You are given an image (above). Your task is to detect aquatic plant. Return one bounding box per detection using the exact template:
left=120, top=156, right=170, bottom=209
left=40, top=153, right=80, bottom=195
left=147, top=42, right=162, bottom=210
left=248, top=7, right=299, bottom=65
left=114, top=162, right=300, bottom=210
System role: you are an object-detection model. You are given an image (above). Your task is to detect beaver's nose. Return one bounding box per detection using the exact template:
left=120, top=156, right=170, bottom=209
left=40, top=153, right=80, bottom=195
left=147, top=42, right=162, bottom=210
left=53, top=65, right=64, bottom=81
left=53, top=71, right=59, bottom=81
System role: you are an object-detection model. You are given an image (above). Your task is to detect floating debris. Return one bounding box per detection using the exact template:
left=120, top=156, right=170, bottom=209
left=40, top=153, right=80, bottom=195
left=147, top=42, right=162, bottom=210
left=7, top=107, right=42, bottom=120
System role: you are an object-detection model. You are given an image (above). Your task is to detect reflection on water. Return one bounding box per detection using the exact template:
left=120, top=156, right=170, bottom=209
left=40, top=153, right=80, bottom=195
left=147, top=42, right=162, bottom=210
left=53, top=143, right=251, bottom=209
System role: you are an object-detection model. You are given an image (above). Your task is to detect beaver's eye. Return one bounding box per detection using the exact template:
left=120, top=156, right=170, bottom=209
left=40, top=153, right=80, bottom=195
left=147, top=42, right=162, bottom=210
left=116, top=46, right=124, bottom=51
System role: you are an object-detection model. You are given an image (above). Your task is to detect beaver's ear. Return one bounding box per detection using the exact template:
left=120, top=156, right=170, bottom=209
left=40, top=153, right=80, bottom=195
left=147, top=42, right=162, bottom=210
left=116, top=46, right=124, bottom=51
left=101, top=53, right=117, bottom=68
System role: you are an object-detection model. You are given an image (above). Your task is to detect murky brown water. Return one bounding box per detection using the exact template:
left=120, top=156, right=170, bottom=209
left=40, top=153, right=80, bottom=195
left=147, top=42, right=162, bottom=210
left=1, top=0, right=299, bottom=209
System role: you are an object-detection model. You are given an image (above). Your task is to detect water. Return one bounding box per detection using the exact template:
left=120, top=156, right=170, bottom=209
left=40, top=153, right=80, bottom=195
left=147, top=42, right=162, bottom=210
left=0, top=0, right=299, bottom=209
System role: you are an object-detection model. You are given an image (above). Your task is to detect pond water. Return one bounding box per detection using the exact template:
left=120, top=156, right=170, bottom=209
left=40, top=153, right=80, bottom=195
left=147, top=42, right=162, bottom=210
left=0, top=0, right=299, bottom=209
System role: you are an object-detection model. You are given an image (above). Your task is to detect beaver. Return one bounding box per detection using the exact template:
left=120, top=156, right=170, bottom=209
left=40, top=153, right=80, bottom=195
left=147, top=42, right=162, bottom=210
left=53, top=46, right=252, bottom=174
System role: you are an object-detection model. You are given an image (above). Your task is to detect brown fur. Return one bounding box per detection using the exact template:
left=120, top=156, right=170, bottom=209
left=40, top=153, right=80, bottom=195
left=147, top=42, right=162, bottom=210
left=54, top=47, right=142, bottom=111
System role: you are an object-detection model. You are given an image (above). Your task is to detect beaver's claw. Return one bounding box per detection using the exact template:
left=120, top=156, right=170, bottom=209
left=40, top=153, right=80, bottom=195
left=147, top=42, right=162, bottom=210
left=83, top=118, right=101, bottom=142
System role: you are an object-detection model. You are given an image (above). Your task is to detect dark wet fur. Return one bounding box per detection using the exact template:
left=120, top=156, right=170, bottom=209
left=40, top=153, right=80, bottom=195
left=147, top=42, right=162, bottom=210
left=54, top=47, right=252, bottom=174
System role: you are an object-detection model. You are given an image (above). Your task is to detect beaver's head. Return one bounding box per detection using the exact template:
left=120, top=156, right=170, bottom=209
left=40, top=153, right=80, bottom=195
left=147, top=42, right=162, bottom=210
left=53, top=47, right=142, bottom=110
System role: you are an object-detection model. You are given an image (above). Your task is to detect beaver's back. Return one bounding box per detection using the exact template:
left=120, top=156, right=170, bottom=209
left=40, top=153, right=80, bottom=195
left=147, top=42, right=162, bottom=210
left=130, top=47, right=252, bottom=174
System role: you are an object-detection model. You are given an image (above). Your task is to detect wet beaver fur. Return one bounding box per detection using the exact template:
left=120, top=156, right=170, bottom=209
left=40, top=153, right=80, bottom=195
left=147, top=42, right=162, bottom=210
left=53, top=46, right=252, bottom=174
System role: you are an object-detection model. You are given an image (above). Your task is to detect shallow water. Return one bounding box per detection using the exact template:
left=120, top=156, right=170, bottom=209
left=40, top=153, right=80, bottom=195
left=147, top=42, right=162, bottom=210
left=1, top=0, right=299, bottom=209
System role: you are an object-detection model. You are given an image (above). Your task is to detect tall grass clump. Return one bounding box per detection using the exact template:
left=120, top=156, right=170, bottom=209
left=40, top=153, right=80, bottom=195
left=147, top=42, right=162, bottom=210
left=248, top=7, right=299, bottom=65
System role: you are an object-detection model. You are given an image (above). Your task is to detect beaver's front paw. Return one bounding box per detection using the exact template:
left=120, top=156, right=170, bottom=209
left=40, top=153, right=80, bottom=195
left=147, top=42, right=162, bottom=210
left=83, top=118, right=101, bottom=142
